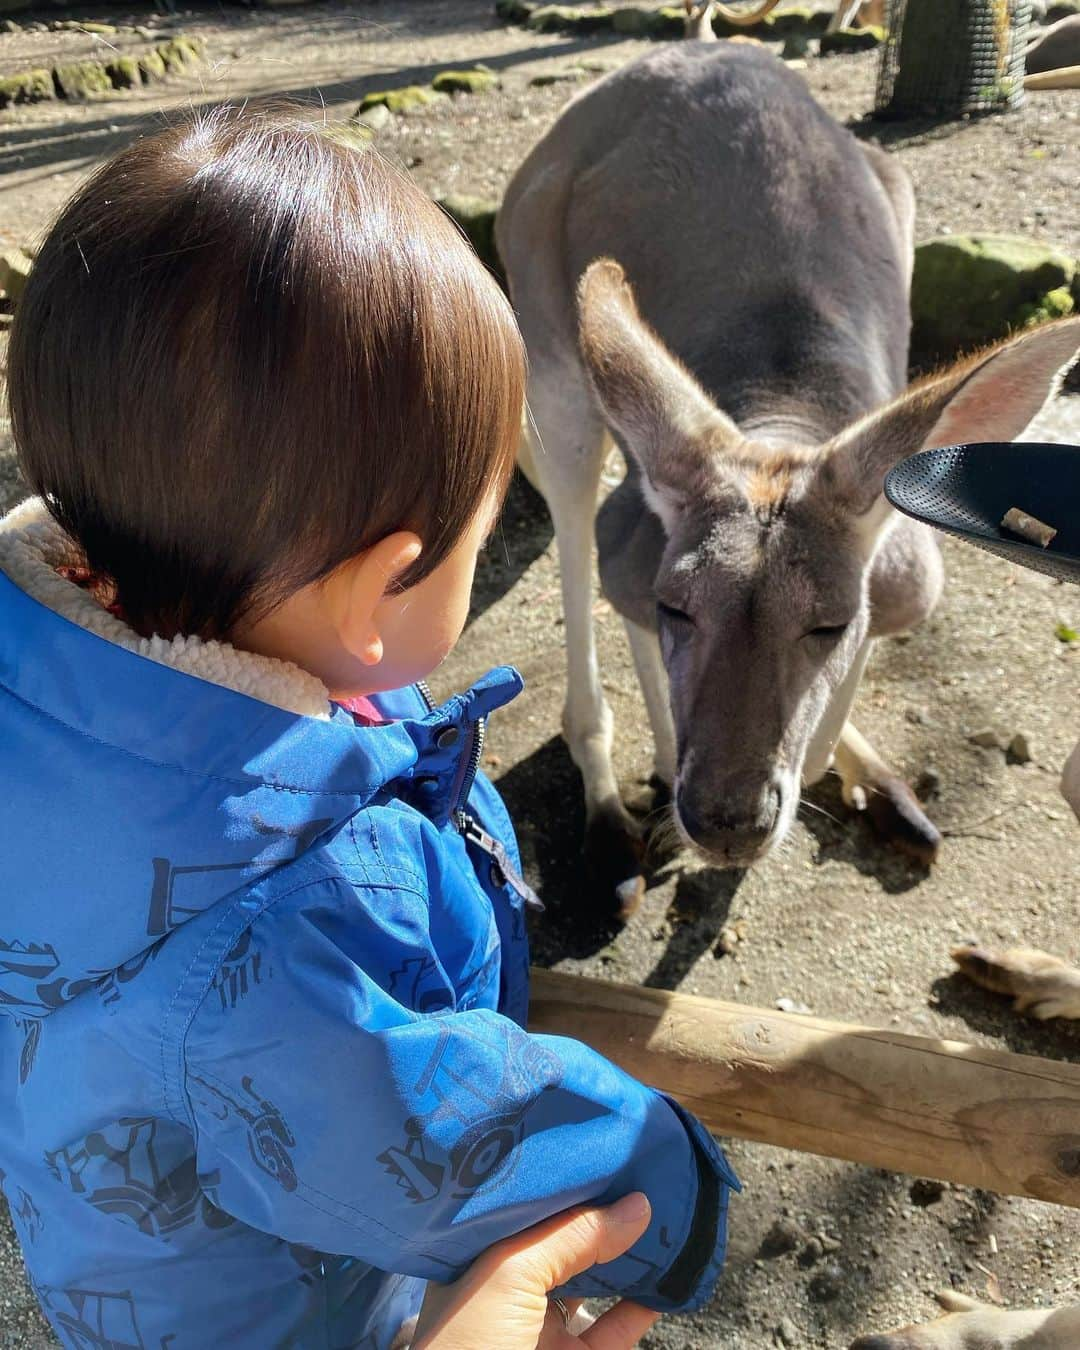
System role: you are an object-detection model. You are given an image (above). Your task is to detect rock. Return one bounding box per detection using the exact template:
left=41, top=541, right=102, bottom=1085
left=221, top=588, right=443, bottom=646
left=529, top=66, right=589, bottom=86
left=359, top=85, right=439, bottom=114
left=1, top=17, right=21, bottom=32
left=776, top=1317, right=800, bottom=1348
left=808, top=1263, right=845, bottom=1301
left=1007, top=732, right=1034, bottom=765
left=781, top=30, right=813, bottom=60
left=798, top=1236, right=824, bottom=1267
left=611, top=6, right=676, bottom=35
left=139, top=50, right=168, bottom=82
left=495, top=0, right=536, bottom=19
left=776, top=996, right=812, bottom=1015
left=765, top=5, right=831, bottom=36
left=0, top=249, right=32, bottom=304
left=158, top=37, right=204, bottom=75
left=760, top=1216, right=804, bottom=1257
left=525, top=5, right=616, bottom=34
left=1026, top=15, right=1080, bottom=73
left=915, top=766, right=941, bottom=801
left=968, top=728, right=1003, bottom=749
left=0, top=67, right=54, bottom=108
left=106, top=56, right=141, bottom=90
left=53, top=60, right=113, bottom=99
left=911, top=235, right=1080, bottom=368
left=437, top=194, right=503, bottom=281
left=820, top=24, right=885, bottom=54
left=350, top=101, right=391, bottom=133
left=910, top=1178, right=947, bottom=1206
left=431, top=68, right=499, bottom=95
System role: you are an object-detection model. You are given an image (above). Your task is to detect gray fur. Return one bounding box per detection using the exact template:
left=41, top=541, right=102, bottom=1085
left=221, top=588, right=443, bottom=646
left=498, top=41, right=1079, bottom=878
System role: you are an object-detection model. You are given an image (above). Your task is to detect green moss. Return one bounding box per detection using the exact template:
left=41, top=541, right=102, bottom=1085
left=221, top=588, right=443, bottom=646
left=359, top=84, right=439, bottom=114
left=911, top=235, right=1079, bottom=366
left=138, top=50, right=167, bottom=81
left=105, top=56, right=141, bottom=90
left=431, top=67, right=499, bottom=94
left=1017, top=286, right=1076, bottom=328
left=525, top=5, right=616, bottom=34
left=53, top=60, right=113, bottom=99
left=0, top=248, right=32, bottom=303
left=819, top=23, right=884, bottom=54
left=437, top=194, right=503, bottom=284
left=0, top=67, right=54, bottom=107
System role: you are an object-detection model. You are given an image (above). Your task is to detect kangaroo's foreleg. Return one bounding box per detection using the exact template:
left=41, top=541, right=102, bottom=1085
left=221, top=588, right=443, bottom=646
left=623, top=619, right=677, bottom=788
left=850, top=1292, right=1080, bottom=1349
left=527, top=375, right=646, bottom=919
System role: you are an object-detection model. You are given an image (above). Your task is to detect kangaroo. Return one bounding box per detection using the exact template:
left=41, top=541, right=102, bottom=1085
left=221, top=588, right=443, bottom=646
left=495, top=39, right=1080, bottom=915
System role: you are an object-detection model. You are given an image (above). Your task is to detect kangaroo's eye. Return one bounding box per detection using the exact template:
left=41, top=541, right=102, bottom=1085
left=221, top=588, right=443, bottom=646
left=657, top=601, right=694, bottom=627
left=806, top=622, right=849, bottom=642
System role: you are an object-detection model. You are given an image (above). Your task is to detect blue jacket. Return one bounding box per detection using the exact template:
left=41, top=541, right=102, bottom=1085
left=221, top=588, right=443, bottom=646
left=0, top=559, right=738, bottom=1349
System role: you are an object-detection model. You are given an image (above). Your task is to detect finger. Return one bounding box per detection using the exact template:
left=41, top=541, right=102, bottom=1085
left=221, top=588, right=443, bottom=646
left=580, top=1300, right=660, bottom=1350
left=487, top=1193, right=652, bottom=1293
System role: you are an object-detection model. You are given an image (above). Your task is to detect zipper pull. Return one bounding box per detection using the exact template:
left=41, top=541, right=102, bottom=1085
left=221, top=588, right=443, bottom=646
left=457, top=813, right=545, bottom=913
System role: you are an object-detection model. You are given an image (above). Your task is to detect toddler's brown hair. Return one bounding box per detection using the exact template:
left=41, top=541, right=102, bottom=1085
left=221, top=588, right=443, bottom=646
left=8, top=107, right=525, bottom=639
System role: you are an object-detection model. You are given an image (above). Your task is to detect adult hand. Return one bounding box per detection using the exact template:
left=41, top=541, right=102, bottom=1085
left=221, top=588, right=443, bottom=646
left=412, top=1192, right=659, bottom=1349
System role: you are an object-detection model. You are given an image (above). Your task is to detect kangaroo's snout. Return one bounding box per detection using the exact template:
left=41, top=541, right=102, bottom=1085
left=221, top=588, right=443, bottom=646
left=675, top=770, right=785, bottom=866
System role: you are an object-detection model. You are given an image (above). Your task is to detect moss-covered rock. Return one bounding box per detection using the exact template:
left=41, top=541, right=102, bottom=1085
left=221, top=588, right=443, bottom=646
left=53, top=60, right=112, bottom=99
left=105, top=56, right=141, bottom=90
left=432, top=67, right=499, bottom=94
left=349, top=101, right=391, bottom=135
left=0, top=248, right=32, bottom=303
left=0, top=67, right=54, bottom=107
left=495, top=0, right=536, bottom=19
left=138, top=49, right=167, bottom=82
left=438, top=194, right=503, bottom=283
left=526, top=5, right=616, bottom=33
left=158, top=36, right=203, bottom=74
left=819, top=23, right=884, bottom=54
left=764, top=6, right=830, bottom=36
left=529, top=65, right=590, bottom=85
left=359, top=84, right=439, bottom=114
left=911, top=235, right=1080, bottom=366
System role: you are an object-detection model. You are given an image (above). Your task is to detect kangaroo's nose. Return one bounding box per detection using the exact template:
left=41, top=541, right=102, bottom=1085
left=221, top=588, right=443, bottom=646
left=676, top=775, right=782, bottom=861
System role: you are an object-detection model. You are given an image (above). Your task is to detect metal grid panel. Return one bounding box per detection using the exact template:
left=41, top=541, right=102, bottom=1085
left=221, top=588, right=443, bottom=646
left=875, top=0, right=1033, bottom=119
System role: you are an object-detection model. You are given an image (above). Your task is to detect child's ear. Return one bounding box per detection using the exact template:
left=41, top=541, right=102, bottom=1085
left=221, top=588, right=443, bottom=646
left=328, top=533, right=422, bottom=667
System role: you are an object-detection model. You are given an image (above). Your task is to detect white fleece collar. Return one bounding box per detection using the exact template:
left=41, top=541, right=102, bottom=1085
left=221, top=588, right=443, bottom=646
left=0, top=497, right=333, bottom=720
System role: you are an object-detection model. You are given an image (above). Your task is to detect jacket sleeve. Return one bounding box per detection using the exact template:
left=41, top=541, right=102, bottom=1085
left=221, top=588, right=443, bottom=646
left=181, top=876, right=738, bottom=1313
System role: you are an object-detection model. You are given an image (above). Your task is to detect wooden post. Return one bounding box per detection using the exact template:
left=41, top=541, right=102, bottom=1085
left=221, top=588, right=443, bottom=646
left=528, top=970, right=1080, bottom=1207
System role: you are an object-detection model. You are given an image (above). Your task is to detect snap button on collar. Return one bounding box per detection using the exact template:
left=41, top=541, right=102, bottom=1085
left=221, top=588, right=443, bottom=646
left=435, top=725, right=460, bottom=750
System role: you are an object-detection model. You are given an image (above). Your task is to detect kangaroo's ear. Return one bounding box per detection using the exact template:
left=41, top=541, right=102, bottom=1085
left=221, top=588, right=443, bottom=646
left=820, top=317, right=1080, bottom=542
left=577, top=258, right=742, bottom=530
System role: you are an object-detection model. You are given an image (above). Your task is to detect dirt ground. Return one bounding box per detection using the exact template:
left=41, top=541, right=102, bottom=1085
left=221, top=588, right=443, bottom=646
left=2, top=3, right=1080, bottom=1347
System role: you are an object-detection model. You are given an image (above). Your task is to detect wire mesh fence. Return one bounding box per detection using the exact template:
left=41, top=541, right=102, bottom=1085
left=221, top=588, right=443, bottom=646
left=875, top=0, right=1033, bottom=119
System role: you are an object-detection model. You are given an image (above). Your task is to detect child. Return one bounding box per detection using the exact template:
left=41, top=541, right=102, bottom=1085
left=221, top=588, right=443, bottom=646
left=0, top=108, right=737, bottom=1350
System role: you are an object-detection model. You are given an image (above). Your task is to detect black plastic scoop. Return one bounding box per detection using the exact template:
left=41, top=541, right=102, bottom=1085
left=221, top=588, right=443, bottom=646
left=884, top=441, right=1080, bottom=586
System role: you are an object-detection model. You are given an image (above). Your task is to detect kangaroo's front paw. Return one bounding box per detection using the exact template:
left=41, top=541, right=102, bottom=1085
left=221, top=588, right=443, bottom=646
left=585, top=804, right=646, bottom=921
left=951, top=944, right=1080, bottom=1021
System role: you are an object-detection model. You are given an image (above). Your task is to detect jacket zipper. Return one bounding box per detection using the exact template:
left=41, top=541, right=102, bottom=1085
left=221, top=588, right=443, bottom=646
left=415, top=683, right=542, bottom=912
